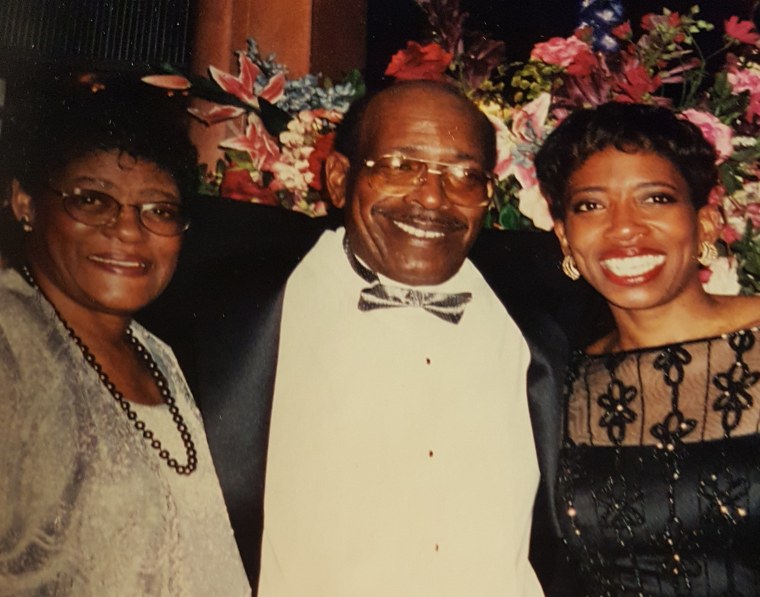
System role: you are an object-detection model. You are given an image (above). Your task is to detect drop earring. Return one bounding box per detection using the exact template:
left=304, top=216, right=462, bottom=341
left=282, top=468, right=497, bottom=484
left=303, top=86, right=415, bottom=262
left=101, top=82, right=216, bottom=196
left=561, top=255, right=581, bottom=281
left=19, top=215, right=33, bottom=233
left=697, top=241, right=718, bottom=267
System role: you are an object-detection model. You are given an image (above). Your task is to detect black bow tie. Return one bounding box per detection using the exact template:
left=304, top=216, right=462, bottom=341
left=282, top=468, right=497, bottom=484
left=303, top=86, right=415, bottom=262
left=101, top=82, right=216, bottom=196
left=343, top=236, right=472, bottom=324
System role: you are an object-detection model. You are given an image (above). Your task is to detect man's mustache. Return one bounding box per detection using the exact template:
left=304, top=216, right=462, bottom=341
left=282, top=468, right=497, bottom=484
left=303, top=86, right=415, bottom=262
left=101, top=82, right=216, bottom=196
left=371, top=206, right=468, bottom=231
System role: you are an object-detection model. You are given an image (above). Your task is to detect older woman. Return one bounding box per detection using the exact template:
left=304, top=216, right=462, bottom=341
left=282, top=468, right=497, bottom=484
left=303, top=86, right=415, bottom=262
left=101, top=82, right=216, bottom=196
left=535, top=102, right=760, bottom=596
left=0, top=86, right=250, bottom=595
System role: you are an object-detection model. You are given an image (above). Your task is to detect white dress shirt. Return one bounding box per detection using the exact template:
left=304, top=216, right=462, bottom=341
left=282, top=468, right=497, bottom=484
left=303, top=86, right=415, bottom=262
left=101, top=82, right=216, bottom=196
left=258, top=229, right=542, bottom=596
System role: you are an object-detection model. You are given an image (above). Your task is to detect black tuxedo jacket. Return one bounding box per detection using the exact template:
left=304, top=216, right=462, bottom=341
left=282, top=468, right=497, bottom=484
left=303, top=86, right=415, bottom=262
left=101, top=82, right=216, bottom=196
left=140, top=198, right=605, bottom=594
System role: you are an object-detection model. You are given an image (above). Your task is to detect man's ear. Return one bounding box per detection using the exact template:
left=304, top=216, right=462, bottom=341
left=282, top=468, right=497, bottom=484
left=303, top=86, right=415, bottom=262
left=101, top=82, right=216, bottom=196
left=10, top=179, right=34, bottom=224
left=697, top=202, right=722, bottom=244
left=325, top=151, right=351, bottom=209
left=553, top=219, right=571, bottom=256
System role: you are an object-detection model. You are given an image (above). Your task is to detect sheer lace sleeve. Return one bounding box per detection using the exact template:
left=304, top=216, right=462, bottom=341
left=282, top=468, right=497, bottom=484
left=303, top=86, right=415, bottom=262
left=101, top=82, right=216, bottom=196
left=566, top=329, right=760, bottom=447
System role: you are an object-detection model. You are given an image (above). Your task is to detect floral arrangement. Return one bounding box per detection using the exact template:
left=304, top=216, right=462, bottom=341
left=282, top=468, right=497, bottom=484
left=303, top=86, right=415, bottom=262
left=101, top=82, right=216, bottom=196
left=144, top=40, right=364, bottom=217
left=385, top=0, right=760, bottom=295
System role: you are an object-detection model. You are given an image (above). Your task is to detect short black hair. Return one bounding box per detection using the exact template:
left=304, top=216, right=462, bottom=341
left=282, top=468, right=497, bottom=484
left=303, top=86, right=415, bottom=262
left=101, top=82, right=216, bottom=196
left=4, top=84, right=198, bottom=199
left=535, top=102, right=718, bottom=219
left=0, top=79, right=198, bottom=266
left=334, top=80, right=497, bottom=171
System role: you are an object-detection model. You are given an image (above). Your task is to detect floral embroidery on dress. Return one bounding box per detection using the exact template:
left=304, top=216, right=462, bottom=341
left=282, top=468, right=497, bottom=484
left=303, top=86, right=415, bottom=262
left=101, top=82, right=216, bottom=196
left=597, top=378, right=638, bottom=444
left=594, top=354, right=639, bottom=444
left=596, top=473, right=644, bottom=533
left=651, top=345, right=698, bottom=447
left=712, top=330, right=760, bottom=431
left=699, top=470, right=750, bottom=526
left=557, top=328, right=760, bottom=595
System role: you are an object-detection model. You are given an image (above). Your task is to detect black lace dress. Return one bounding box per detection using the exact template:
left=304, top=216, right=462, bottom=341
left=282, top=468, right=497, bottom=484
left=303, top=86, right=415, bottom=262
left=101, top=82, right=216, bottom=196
left=557, top=327, right=760, bottom=596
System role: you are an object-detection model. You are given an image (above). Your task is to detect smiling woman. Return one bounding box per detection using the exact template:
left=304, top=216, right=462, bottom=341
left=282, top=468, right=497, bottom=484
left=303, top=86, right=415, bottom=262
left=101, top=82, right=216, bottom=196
left=534, top=102, right=760, bottom=596
left=16, top=150, right=186, bottom=321
left=0, top=84, right=251, bottom=595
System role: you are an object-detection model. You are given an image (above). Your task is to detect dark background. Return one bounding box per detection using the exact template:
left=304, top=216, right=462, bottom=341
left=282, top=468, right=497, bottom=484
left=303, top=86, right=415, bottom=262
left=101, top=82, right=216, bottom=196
left=0, top=1, right=757, bottom=88
left=364, top=0, right=758, bottom=87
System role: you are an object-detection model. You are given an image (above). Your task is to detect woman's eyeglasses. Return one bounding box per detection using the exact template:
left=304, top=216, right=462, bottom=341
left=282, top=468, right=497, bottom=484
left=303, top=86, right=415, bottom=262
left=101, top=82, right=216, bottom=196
left=47, top=186, right=189, bottom=237
left=361, top=153, right=493, bottom=207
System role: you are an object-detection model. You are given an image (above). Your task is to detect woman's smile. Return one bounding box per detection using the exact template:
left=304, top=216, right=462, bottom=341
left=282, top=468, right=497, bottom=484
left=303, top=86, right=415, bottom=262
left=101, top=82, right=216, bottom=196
left=599, top=250, right=666, bottom=283
left=555, top=147, right=709, bottom=312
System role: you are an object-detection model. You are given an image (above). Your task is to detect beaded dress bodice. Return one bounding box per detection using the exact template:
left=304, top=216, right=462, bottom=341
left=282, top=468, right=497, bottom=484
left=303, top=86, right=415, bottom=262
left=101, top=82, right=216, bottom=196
left=557, top=327, right=760, bottom=596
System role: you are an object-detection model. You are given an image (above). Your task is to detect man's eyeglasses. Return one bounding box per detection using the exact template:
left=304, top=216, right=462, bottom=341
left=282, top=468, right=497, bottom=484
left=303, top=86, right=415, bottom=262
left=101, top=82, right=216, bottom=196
left=361, top=154, right=493, bottom=207
left=47, top=186, right=189, bottom=237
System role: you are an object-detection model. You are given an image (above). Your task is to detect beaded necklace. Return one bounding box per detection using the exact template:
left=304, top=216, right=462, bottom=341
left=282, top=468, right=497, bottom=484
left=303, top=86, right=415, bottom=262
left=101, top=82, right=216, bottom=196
left=21, top=266, right=197, bottom=475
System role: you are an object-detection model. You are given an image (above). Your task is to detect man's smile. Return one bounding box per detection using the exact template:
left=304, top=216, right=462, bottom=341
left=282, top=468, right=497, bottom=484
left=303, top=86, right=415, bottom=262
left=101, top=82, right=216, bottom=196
left=373, top=206, right=468, bottom=241
left=392, top=220, right=445, bottom=239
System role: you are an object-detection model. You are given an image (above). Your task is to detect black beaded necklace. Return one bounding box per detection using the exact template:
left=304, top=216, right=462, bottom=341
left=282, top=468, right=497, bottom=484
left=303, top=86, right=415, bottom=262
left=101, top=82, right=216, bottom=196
left=21, top=266, right=197, bottom=475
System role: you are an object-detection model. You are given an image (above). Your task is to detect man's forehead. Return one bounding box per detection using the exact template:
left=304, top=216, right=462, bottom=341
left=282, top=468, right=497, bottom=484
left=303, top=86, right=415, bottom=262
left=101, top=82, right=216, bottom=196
left=376, top=142, right=480, bottom=162
left=359, top=89, right=485, bottom=158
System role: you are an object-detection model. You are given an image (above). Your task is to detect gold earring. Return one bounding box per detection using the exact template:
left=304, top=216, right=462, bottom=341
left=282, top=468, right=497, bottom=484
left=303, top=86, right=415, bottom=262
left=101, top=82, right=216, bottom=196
left=19, top=215, right=33, bottom=233
left=697, top=241, right=718, bottom=267
left=561, top=255, right=581, bottom=280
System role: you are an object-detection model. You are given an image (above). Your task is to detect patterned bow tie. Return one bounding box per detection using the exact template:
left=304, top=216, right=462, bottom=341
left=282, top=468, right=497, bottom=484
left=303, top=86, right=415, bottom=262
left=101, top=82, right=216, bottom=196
left=343, top=236, right=472, bottom=324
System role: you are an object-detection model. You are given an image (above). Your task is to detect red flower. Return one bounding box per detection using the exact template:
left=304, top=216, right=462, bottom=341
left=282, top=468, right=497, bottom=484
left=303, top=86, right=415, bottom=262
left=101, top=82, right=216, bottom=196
left=725, top=16, right=760, bottom=45
left=307, top=132, right=336, bottom=191
left=612, top=21, right=632, bottom=40
left=219, top=169, right=278, bottom=205
left=566, top=48, right=597, bottom=77
left=531, top=36, right=597, bottom=77
left=613, top=63, right=661, bottom=102
left=641, top=11, right=681, bottom=32
left=640, top=13, right=656, bottom=31
left=385, top=41, right=453, bottom=81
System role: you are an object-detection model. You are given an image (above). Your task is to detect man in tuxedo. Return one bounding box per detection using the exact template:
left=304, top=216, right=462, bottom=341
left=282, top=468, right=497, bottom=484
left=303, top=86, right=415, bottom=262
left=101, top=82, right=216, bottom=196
left=143, top=79, right=580, bottom=595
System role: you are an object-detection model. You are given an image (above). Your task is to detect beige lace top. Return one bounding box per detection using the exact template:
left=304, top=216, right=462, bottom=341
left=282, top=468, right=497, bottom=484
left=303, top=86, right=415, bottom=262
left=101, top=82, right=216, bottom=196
left=0, top=268, right=251, bottom=596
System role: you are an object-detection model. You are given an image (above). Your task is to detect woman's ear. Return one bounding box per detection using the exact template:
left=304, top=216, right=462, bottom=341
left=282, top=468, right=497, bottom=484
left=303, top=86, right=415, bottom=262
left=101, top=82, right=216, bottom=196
left=696, top=203, right=722, bottom=244
left=10, top=179, right=35, bottom=226
left=325, top=152, right=351, bottom=209
left=553, top=219, right=571, bottom=256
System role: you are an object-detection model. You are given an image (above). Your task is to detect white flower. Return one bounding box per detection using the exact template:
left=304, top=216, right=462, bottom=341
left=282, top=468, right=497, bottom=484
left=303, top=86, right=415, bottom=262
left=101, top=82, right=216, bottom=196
left=517, top=185, right=553, bottom=231
left=271, top=151, right=314, bottom=194
left=703, top=257, right=742, bottom=295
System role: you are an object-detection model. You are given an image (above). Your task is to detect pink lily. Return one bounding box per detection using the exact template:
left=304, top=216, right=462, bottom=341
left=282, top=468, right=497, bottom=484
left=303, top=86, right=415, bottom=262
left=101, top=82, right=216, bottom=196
left=209, top=51, right=286, bottom=109
left=492, top=93, right=551, bottom=182
left=490, top=93, right=554, bottom=230
left=220, top=113, right=281, bottom=172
